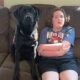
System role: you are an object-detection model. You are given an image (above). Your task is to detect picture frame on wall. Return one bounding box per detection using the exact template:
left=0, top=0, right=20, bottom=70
left=0, top=0, right=4, bottom=6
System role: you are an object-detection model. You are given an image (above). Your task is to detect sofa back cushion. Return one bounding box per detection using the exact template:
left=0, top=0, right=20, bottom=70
left=61, top=6, right=80, bottom=58
left=9, top=4, right=56, bottom=46
left=61, top=6, right=80, bottom=38
left=10, top=4, right=56, bottom=33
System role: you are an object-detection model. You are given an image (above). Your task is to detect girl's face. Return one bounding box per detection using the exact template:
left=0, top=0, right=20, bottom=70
left=52, top=10, right=65, bottom=29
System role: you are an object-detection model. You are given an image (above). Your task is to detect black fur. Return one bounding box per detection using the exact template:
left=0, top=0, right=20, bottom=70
left=11, top=5, right=41, bottom=80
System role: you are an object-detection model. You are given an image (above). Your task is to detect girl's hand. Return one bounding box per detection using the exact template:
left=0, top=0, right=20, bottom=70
left=62, top=40, right=71, bottom=51
left=37, top=45, right=43, bottom=56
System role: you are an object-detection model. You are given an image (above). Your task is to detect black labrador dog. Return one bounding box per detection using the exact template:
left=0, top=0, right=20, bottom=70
left=11, top=5, right=41, bottom=80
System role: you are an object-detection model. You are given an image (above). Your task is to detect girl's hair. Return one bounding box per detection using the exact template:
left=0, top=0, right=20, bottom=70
left=52, top=7, right=70, bottom=26
left=45, top=7, right=70, bottom=27
left=53, top=7, right=66, bottom=19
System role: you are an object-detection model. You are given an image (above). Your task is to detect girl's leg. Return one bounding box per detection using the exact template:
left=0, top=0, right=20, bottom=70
left=41, top=71, right=59, bottom=80
left=60, top=70, right=78, bottom=80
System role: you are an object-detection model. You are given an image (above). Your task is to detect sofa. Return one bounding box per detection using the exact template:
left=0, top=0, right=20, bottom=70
left=0, top=4, right=80, bottom=80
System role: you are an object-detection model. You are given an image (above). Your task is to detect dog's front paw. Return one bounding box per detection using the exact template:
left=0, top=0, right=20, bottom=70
left=13, top=76, right=19, bottom=80
left=33, top=75, right=38, bottom=80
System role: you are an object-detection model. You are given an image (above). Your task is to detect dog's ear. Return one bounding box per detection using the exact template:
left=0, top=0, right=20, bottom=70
left=33, top=6, right=42, bottom=21
left=14, top=6, right=23, bottom=21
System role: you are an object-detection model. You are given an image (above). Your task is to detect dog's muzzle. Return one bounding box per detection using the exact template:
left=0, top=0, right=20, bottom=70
left=23, top=13, right=34, bottom=25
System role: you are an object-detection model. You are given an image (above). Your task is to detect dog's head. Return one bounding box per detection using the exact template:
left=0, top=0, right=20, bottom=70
left=14, top=5, right=41, bottom=35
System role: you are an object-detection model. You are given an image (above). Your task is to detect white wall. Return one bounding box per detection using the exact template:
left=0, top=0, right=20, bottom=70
left=4, top=0, right=80, bottom=8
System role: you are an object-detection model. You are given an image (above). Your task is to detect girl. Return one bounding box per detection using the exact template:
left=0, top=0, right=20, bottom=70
left=37, top=7, right=80, bottom=80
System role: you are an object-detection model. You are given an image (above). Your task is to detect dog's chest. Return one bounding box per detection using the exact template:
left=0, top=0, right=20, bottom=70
left=18, top=46, right=34, bottom=60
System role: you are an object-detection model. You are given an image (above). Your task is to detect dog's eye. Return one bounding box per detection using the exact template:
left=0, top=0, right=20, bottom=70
left=31, top=9, right=35, bottom=14
left=23, top=10, right=26, bottom=14
left=21, top=10, right=27, bottom=16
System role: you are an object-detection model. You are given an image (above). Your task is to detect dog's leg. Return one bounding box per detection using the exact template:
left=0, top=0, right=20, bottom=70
left=30, top=54, right=38, bottom=80
left=31, top=28, right=38, bottom=58
left=34, top=41, right=38, bottom=58
left=13, top=49, right=20, bottom=80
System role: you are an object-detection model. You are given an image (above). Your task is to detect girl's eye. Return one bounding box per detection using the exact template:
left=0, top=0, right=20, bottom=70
left=60, top=15, right=64, bottom=18
left=53, top=15, right=64, bottom=19
left=53, top=16, right=58, bottom=19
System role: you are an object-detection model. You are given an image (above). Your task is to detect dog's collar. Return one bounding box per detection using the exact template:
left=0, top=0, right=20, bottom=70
left=20, top=29, right=35, bottom=40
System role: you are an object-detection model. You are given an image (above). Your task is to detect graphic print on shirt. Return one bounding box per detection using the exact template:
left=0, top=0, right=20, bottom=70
left=47, top=31, right=64, bottom=44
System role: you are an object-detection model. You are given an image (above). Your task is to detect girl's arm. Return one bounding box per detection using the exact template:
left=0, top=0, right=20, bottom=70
left=37, top=40, right=71, bottom=57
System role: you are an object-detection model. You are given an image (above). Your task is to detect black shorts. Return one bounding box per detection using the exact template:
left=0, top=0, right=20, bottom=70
left=37, top=56, right=80, bottom=76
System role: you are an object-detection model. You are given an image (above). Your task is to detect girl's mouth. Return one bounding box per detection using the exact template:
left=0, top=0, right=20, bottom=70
left=58, top=21, right=62, bottom=24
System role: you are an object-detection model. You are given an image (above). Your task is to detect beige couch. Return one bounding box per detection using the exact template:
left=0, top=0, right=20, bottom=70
left=0, top=4, right=80, bottom=80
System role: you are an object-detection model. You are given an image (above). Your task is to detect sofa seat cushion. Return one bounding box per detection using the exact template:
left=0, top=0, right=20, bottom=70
left=0, top=53, right=8, bottom=66
left=1, top=54, right=31, bottom=73
left=0, top=67, right=32, bottom=80
left=0, top=35, right=9, bottom=53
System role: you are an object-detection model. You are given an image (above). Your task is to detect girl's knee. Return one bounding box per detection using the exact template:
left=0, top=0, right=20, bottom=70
left=41, top=71, right=59, bottom=80
left=60, top=70, right=78, bottom=80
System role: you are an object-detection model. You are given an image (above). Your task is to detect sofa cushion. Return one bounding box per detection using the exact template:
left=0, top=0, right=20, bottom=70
left=33, top=4, right=57, bottom=33
left=74, top=39, right=80, bottom=58
left=61, top=6, right=80, bottom=38
left=9, top=4, right=57, bottom=53
left=1, top=54, right=31, bottom=73
left=0, top=35, right=9, bottom=53
left=77, top=58, right=80, bottom=67
left=1, top=54, right=40, bottom=80
left=0, top=53, right=8, bottom=66
left=0, top=6, right=10, bottom=53
left=9, top=4, right=56, bottom=34
left=0, top=68, right=32, bottom=80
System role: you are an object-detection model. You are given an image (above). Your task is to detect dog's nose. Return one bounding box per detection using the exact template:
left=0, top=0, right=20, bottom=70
left=26, top=16, right=31, bottom=21
left=25, top=16, right=32, bottom=24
